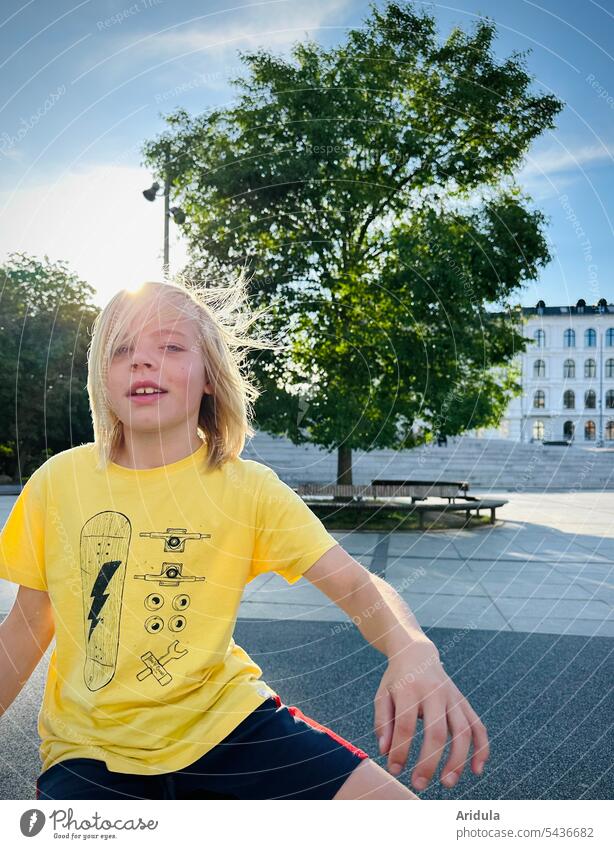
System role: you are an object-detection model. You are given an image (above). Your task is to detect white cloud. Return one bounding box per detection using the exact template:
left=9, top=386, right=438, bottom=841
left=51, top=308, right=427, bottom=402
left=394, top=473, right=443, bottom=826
left=514, top=142, right=614, bottom=200
left=0, top=162, right=191, bottom=308
left=518, top=143, right=614, bottom=178
left=75, top=0, right=353, bottom=87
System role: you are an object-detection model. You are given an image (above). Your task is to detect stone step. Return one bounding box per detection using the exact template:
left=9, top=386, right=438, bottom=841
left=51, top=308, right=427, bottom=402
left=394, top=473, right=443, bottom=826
left=243, top=431, right=614, bottom=489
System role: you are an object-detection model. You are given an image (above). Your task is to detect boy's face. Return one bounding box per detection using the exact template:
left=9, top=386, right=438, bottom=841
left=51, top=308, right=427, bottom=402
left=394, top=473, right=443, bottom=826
left=106, top=301, right=212, bottom=439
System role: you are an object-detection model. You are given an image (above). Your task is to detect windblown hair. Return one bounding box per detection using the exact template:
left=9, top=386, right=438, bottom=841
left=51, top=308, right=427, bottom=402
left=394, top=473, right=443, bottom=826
left=86, top=270, right=284, bottom=473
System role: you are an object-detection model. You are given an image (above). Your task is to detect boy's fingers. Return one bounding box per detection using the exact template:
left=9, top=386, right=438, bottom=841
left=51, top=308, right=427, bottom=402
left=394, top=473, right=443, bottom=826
left=373, top=687, right=394, bottom=754
left=386, top=697, right=418, bottom=777
left=411, top=697, right=448, bottom=790
left=440, top=705, right=473, bottom=787
left=467, top=709, right=490, bottom=773
left=461, top=699, right=490, bottom=772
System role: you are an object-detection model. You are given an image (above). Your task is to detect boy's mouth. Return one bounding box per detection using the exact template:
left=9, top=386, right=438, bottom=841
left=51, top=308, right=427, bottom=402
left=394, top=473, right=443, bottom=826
left=129, top=390, right=168, bottom=405
left=127, top=380, right=168, bottom=396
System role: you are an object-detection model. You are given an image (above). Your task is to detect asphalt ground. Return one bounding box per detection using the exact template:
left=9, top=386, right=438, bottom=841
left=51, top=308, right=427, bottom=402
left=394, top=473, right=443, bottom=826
left=0, top=617, right=611, bottom=800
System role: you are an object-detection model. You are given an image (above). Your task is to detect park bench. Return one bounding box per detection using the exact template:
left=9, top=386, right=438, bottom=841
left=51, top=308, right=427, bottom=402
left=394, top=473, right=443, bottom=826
left=371, top=478, right=469, bottom=503
left=293, top=479, right=507, bottom=529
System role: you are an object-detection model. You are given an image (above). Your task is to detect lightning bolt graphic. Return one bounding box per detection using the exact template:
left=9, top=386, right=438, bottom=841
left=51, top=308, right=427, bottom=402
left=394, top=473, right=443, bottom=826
left=28, top=812, right=38, bottom=832
left=88, top=560, right=122, bottom=641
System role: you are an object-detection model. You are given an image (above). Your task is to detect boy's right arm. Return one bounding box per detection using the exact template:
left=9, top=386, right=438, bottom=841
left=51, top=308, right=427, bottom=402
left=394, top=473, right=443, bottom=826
left=0, top=585, right=55, bottom=717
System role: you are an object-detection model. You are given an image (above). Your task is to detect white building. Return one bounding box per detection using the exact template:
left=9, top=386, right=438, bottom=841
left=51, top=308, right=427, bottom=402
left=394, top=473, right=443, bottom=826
left=471, top=298, right=614, bottom=444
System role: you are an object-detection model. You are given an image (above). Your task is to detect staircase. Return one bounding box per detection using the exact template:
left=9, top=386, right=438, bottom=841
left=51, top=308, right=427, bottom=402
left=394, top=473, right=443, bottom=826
left=242, top=432, right=614, bottom=491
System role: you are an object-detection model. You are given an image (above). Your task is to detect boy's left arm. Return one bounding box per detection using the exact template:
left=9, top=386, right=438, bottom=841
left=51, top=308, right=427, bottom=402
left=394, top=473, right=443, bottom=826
left=303, top=543, right=490, bottom=793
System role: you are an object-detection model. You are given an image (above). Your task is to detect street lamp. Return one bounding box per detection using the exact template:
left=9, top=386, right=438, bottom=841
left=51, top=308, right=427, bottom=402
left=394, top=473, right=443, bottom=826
left=142, top=152, right=185, bottom=280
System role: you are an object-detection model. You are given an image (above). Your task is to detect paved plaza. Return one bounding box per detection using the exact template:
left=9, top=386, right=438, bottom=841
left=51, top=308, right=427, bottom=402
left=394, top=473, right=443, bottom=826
left=239, top=490, right=614, bottom=639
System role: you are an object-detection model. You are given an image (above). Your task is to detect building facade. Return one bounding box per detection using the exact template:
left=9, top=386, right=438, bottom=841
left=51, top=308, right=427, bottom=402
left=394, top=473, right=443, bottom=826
left=472, top=298, right=614, bottom=444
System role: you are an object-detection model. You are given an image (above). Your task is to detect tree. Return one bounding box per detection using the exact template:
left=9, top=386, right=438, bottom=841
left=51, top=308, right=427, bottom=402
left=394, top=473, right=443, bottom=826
left=142, top=0, right=563, bottom=483
left=0, top=252, right=98, bottom=479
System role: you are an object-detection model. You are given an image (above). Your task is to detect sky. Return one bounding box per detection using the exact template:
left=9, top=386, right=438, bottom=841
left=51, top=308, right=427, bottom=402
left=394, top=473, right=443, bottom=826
left=0, top=0, right=612, bottom=309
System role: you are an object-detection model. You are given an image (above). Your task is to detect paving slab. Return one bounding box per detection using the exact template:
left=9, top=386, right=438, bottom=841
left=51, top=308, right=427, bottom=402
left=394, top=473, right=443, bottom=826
left=237, top=600, right=348, bottom=622
left=479, top=579, right=595, bottom=601
left=496, top=597, right=612, bottom=621
left=394, top=592, right=511, bottom=630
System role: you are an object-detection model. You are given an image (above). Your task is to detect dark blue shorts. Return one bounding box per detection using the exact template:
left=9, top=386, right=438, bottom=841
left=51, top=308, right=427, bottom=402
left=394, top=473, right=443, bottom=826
left=36, top=695, right=370, bottom=800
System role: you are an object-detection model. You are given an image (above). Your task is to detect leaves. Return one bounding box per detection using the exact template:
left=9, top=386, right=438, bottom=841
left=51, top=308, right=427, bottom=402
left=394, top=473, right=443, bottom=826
left=0, top=253, right=97, bottom=478
left=141, top=0, right=562, bottom=477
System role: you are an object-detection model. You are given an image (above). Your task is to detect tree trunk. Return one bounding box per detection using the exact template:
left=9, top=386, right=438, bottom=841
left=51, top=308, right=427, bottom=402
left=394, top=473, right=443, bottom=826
left=337, top=444, right=353, bottom=486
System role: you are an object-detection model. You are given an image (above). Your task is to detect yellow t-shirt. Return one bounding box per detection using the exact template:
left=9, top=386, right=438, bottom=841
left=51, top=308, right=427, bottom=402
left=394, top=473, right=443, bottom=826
left=0, top=441, right=339, bottom=776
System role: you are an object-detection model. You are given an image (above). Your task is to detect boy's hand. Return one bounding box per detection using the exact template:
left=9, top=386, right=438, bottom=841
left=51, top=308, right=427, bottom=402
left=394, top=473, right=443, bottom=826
left=374, top=639, right=490, bottom=792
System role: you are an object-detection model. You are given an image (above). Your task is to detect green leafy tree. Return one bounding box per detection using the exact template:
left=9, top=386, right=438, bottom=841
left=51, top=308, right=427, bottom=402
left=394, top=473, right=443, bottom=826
left=0, top=252, right=97, bottom=479
left=142, top=0, right=563, bottom=483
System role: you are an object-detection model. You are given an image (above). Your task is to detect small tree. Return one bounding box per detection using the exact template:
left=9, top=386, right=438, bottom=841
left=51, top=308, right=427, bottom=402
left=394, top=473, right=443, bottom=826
left=142, top=0, right=563, bottom=483
left=0, top=252, right=98, bottom=478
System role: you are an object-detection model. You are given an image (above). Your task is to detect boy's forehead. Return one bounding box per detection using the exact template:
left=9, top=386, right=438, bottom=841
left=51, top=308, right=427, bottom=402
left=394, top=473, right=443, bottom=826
left=119, top=308, right=197, bottom=339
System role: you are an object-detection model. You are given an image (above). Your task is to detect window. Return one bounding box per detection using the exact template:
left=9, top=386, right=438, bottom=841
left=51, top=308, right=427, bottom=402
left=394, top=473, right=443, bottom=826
left=606, top=328, right=614, bottom=347
left=606, top=421, right=614, bottom=441
left=585, top=390, right=596, bottom=409
left=533, top=390, right=545, bottom=409
left=606, top=390, right=614, bottom=409
left=563, top=359, right=575, bottom=379
left=585, top=328, right=596, bottom=347
left=606, top=359, right=614, bottom=379
left=533, top=359, right=545, bottom=378
left=564, top=329, right=575, bottom=347
left=563, top=390, right=575, bottom=409
left=585, top=420, right=596, bottom=441
left=585, top=358, right=596, bottom=379
left=563, top=421, right=575, bottom=440
left=533, top=420, right=544, bottom=440
left=534, top=329, right=545, bottom=348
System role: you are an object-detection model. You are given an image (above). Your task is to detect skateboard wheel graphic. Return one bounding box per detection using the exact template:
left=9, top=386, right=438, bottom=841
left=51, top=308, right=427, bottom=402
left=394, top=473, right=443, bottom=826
left=172, top=594, right=190, bottom=610
left=145, top=615, right=164, bottom=634
left=145, top=593, right=164, bottom=610
left=168, top=615, right=186, bottom=632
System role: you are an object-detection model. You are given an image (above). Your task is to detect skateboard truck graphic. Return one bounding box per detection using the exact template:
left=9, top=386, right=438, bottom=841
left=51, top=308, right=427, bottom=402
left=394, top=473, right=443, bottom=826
left=136, top=639, right=187, bottom=686
left=133, top=562, right=206, bottom=586
left=139, top=528, right=211, bottom=552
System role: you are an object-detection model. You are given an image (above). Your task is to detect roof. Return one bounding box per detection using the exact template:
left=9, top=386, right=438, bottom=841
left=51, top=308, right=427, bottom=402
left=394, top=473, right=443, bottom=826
left=489, top=301, right=614, bottom=318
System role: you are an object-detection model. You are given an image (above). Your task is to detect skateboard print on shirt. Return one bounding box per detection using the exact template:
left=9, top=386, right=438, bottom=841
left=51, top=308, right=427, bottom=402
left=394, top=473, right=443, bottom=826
left=80, top=511, right=131, bottom=691
left=80, top=515, right=210, bottom=691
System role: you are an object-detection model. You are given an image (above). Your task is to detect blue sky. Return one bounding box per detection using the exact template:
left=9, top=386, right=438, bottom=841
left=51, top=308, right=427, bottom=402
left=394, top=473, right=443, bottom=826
left=0, top=0, right=611, bottom=308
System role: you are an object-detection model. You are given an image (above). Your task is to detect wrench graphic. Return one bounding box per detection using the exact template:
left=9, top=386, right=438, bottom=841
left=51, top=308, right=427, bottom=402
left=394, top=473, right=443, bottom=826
left=137, top=639, right=187, bottom=686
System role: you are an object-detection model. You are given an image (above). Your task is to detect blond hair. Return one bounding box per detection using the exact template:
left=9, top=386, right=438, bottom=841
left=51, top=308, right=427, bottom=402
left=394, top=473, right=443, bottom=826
left=86, top=270, right=284, bottom=473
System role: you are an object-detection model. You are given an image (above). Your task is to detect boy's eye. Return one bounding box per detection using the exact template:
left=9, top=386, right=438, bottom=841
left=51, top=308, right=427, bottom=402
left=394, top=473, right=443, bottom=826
left=112, top=343, right=183, bottom=356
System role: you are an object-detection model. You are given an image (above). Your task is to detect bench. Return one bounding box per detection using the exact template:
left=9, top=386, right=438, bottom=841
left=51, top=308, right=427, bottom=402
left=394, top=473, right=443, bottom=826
left=302, top=496, right=507, bottom=529
left=371, top=478, right=506, bottom=524
left=371, top=478, right=469, bottom=503
left=292, top=481, right=507, bottom=529
left=293, top=480, right=469, bottom=503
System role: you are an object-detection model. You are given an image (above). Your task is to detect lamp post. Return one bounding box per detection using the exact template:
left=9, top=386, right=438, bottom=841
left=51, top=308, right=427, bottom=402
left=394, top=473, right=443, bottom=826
left=142, top=150, right=185, bottom=280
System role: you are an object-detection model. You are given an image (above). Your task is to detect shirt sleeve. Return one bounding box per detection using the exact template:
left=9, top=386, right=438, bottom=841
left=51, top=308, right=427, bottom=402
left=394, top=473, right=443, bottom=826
left=0, top=463, right=48, bottom=592
left=249, top=465, right=339, bottom=585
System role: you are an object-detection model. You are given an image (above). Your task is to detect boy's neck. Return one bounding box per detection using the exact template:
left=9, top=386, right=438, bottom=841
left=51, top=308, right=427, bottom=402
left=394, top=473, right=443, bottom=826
left=113, top=431, right=204, bottom=470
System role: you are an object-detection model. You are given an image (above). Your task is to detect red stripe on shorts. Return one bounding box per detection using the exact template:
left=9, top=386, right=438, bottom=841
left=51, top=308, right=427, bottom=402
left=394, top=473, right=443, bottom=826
left=273, top=694, right=369, bottom=759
